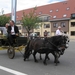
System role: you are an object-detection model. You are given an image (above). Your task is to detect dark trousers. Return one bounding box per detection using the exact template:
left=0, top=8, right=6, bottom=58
left=8, top=34, right=17, bottom=46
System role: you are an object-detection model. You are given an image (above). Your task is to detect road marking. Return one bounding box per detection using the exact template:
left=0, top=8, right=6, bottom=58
left=0, top=66, right=27, bottom=75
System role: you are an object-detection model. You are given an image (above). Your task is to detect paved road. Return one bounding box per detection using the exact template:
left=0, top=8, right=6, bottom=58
left=0, top=41, right=75, bottom=75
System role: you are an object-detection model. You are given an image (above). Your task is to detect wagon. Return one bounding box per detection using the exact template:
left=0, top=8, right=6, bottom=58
left=0, top=28, right=28, bottom=59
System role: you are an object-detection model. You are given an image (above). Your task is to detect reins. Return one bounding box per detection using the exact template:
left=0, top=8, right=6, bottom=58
left=46, top=37, right=63, bottom=51
left=47, top=40, right=58, bottom=50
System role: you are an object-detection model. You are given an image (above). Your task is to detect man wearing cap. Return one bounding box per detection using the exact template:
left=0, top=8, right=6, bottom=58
left=55, top=26, right=62, bottom=35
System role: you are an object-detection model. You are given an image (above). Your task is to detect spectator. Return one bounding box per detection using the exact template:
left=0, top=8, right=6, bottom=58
left=4, top=23, right=9, bottom=36
left=5, top=23, right=9, bottom=29
left=55, top=26, right=63, bottom=35
left=44, top=30, right=48, bottom=37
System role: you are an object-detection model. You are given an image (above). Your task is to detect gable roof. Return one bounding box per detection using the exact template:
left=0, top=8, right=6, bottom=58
left=5, top=0, right=75, bottom=21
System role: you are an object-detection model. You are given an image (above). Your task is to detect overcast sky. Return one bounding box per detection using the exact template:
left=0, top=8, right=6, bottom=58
left=0, top=0, right=65, bottom=14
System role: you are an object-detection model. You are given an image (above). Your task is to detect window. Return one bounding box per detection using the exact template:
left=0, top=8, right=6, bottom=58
left=16, top=21, right=21, bottom=24
left=44, top=24, right=50, bottom=28
left=53, top=23, right=58, bottom=27
left=39, top=16, right=50, bottom=22
left=71, top=22, right=75, bottom=27
left=71, top=14, right=75, bottom=19
left=35, top=32, right=40, bottom=36
left=53, top=16, right=56, bottom=18
left=44, top=17, right=49, bottom=21
left=47, top=32, right=50, bottom=36
left=36, top=25, right=40, bottom=29
left=66, top=7, right=70, bottom=10
left=44, top=17, right=48, bottom=21
left=72, top=14, right=75, bottom=17
left=63, top=14, right=67, bottom=17
left=56, top=9, right=58, bottom=12
left=61, top=22, right=66, bottom=27
left=50, top=10, right=52, bottom=12
left=71, top=31, right=75, bottom=36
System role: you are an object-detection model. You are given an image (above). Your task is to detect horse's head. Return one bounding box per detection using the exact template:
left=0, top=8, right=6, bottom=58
left=60, top=34, right=70, bottom=48
left=63, top=34, right=70, bottom=48
left=48, top=35, right=69, bottom=55
left=54, top=35, right=69, bottom=48
left=45, top=36, right=66, bottom=48
left=56, top=35, right=69, bottom=55
left=49, top=35, right=66, bottom=47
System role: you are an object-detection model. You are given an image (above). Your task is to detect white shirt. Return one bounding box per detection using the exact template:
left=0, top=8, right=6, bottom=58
left=11, top=26, right=15, bottom=35
left=55, top=29, right=62, bottom=35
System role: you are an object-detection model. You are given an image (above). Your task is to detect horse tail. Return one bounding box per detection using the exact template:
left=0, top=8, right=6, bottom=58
left=26, top=40, right=31, bottom=50
left=24, top=40, right=31, bottom=60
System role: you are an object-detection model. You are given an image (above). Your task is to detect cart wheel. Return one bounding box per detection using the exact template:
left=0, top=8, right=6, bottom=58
left=7, top=47, right=15, bottom=59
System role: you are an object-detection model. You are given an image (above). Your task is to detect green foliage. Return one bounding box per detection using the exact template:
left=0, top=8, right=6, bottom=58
left=21, top=9, right=40, bottom=34
left=0, top=15, right=10, bottom=27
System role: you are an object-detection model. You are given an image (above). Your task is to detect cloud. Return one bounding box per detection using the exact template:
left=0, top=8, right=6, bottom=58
left=0, top=0, right=11, bottom=14
left=0, top=0, right=64, bottom=14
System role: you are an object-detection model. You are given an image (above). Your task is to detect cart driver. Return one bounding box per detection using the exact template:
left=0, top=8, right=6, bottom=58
left=4, top=23, right=9, bottom=36
left=7, top=20, right=19, bottom=46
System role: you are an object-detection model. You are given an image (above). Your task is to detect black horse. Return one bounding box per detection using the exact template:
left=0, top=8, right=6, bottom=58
left=24, top=35, right=69, bottom=65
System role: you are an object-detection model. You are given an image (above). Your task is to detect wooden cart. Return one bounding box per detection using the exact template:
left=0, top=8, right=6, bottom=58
left=0, top=34, right=28, bottom=59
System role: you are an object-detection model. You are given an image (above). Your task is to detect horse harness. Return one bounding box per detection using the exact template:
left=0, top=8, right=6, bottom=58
left=43, top=36, right=66, bottom=51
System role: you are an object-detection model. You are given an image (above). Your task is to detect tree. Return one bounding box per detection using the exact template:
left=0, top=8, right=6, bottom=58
left=21, top=9, right=40, bottom=36
left=0, top=15, right=10, bottom=27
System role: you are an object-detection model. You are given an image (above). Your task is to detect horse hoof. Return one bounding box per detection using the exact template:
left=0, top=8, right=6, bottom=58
left=44, top=63, right=47, bottom=65
left=43, top=62, right=47, bottom=65
left=35, top=60, right=38, bottom=63
left=57, top=61, right=60, bottom=63
left=24, top=58, right=26, bottom=61
left=54, top=61, right=60, bottom=63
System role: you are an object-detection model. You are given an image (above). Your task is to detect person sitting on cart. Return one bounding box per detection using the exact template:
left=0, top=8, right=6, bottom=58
left=7, top=20, right=19, bottom=46
left=4, top=23, right=9, bottom=36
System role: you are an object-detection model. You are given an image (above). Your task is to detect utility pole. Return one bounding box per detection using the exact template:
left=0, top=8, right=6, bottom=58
left=11, top=0, right=17, bottom=23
